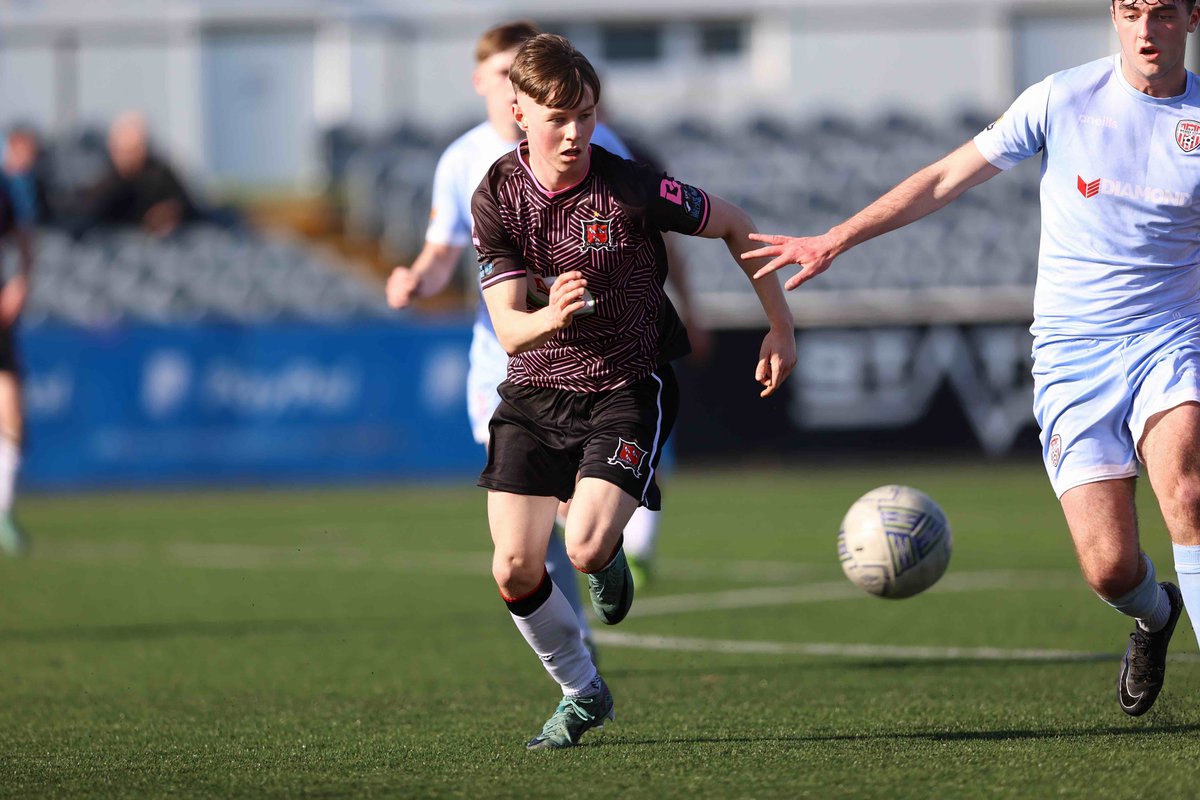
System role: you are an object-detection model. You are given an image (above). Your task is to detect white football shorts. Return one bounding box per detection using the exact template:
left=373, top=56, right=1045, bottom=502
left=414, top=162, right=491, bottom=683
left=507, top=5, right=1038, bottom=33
left=1033, top=315, right=1200, bottom=497
left=466, top=320, right=508, bottom=446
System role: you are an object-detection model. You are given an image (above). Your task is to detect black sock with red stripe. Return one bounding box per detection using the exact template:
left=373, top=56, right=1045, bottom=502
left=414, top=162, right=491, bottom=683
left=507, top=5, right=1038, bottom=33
left=503, top=570, right=553, bottom=617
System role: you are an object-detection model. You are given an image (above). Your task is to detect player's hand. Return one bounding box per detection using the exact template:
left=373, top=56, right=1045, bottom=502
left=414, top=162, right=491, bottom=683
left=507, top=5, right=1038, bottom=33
left=386, top=266, right=420, bottom=309
left=0, top=275, right=28, bottom=328
left=545, top=271, right=589, bottom=330
left=755, top=324, right=797, bottom=398
left=742, top=232, right=838, bottom=291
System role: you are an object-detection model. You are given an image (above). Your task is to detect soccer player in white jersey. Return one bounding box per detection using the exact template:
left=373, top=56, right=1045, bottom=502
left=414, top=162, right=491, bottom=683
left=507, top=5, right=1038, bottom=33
left=385, top=21, right=642, bottom=653
left=746, top=0, right=1200, bottom=717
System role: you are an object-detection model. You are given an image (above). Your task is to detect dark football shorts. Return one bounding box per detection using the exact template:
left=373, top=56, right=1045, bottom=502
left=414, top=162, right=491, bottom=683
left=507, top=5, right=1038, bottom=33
left=479, top=364, right=679, bottom=510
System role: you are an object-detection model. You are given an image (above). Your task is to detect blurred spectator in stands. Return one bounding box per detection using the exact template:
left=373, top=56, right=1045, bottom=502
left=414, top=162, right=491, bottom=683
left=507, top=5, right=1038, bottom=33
left=78, top=112, right=197, bottom=237
left=3, top=126, right=53, bottom=226
left=0, top=128, right=39, bottom=556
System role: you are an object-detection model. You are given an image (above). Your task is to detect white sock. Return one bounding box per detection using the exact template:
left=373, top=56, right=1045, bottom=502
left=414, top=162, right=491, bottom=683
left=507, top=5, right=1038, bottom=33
left=0, top=436, right=20, bottom=514
left=1103, top=554, right=1170, bottom=632
left=622, top=507, right=659, bottom=561
left=510, top=581, right=598, bottom=697
left=1173, top=543, right=1200, bottom=646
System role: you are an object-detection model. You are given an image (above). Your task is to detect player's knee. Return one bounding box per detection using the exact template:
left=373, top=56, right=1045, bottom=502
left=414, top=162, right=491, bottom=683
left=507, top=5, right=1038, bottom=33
left=492, top=554, right=542, bottom=599
left=565, top=533, right=618, bottom=573
left=1160, top=476, right=1200, bottom=528
left=1086, top=557, right=1141, bottom=600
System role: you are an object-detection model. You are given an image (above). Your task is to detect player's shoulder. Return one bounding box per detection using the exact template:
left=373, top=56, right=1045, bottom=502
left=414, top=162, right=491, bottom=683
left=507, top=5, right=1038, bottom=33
left=474, top=149, right=523, bottom=202
left=590, top=144, right=654, bottom=180
left=1045, top=55, right=1117, bottom=94
left=438, top=122, right=495, bottom=166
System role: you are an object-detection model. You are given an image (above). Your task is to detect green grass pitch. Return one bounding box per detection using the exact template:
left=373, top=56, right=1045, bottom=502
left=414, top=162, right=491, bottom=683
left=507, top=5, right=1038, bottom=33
left=2, top=460, right=1199, bottom=798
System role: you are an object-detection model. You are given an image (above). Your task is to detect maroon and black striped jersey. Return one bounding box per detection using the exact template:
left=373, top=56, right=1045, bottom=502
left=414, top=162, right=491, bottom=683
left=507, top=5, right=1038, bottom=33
left=472, top=143, right=709, bottom=392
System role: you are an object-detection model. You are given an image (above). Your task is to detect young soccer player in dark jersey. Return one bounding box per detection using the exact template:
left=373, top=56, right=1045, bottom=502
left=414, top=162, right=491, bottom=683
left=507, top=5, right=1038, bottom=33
left=471, top=33, right=796, bottom=749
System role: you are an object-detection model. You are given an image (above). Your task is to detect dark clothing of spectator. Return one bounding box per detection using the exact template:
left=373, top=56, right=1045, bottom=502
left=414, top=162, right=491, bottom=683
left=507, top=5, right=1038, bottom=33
left=84, top=153, right=196, bottom=228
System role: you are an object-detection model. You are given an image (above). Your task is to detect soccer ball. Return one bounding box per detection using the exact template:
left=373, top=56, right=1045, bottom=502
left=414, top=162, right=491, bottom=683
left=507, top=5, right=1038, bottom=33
left=837, top=485, right=952, bottom=599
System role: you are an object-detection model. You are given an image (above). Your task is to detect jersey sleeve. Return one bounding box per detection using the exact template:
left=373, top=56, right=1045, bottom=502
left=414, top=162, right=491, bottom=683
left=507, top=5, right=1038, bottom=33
left=973, top=77, right=1052, bottom=171
left=625, top=159, right=711, bottom=236
left=471, top=179, right=525, bottom=291
left=425, top=148, right=473, bottom=247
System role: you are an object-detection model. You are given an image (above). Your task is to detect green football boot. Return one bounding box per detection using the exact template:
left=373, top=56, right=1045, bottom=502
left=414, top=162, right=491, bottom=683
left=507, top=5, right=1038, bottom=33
left=587, top=547, right=634, bottom=625
left=526, top=679, right=615, bottom=749
left=0, top=514, right=28, bottom=558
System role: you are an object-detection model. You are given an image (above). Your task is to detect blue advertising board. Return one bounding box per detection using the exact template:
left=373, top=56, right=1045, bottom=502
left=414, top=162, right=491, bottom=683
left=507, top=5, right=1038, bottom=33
left=19, top=318, right=481, bottom=489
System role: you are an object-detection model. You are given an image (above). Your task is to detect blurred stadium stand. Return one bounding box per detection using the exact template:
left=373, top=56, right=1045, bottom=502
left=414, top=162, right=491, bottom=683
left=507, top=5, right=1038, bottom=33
left=326, top=111, right=1040, bottom=328
left=11, top=227, right=391, bottom=327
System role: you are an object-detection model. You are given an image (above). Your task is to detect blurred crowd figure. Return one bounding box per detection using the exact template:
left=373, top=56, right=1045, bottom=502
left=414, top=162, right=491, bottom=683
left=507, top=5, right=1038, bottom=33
left=4, top=111, right=232, bottom=239
left=78, top=112, right=197, bottom=237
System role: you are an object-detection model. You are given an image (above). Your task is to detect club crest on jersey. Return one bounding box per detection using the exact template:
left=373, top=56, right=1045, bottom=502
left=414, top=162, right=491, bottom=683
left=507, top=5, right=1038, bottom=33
left=580, top=218, right=615, bottom=252
left=1176, top=120, right=1200, bottom=153
left=1048, top=434, right=1062, bottom=468
left=607, top=438, right=648, bottom=478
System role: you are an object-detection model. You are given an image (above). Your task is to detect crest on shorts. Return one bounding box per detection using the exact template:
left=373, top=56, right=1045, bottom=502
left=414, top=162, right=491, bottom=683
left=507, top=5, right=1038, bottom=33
left=1176, top=120, right=1200, bottom=153
left=580, top=217, right=615, bottom=252
left=607, top=437, right=648, bottom=479
left=1048, top=434, right=1062, bottom=468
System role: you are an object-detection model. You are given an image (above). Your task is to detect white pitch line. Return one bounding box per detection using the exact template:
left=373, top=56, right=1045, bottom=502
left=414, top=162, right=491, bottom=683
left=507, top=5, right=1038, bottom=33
left=631, top=570, right=1082, bottom=618
left=592, top=631, right=1200, bottom=663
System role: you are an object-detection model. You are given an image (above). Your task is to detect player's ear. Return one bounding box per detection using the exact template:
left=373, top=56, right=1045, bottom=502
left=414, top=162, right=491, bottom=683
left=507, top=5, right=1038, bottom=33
left=513, top=101, right=528, bottom=131
left=471, top=65, right=485, bottom=97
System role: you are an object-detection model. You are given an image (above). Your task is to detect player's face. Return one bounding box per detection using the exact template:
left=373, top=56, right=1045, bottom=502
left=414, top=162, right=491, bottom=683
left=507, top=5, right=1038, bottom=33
left=1111, top=0, right=1200, bottom=95
left=514, top=86, right=597, bottom=185
left=474, top=48, right=520, bottom=135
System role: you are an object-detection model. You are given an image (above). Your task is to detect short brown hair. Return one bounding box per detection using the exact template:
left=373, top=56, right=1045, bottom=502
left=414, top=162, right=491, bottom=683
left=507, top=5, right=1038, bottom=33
left=510, top=33, right=602, bottom=110
left=475, top=20, right=540, bottom=64
left=1113, top=0, right=1196, bottom=10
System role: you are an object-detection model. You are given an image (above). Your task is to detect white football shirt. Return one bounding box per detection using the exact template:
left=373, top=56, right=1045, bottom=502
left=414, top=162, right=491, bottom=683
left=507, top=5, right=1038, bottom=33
left=974, top=55, right=1200, bottom=342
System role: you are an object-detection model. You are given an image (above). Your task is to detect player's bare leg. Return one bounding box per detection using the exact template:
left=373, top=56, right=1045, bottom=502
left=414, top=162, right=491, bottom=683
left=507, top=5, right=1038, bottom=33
left=0, top=371, right=26, bottom=557
left=1141, top=401, right=1200, bottom=649
left=1060, top=478, right=1180, bottom=715
left=564, top=478, right=639, bottom=625
left=488, top=491, right=610, bottom=748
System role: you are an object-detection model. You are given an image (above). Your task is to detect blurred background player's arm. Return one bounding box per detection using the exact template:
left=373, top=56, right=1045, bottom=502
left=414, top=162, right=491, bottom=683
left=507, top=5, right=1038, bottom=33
left=662, top=235, right=712, bottom=361
left=385, top=241, right=464, bottom=309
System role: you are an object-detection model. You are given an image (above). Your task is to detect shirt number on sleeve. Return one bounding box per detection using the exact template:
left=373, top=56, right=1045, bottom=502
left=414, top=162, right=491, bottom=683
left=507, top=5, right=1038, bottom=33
left=660, top=179, right=683, bottom=205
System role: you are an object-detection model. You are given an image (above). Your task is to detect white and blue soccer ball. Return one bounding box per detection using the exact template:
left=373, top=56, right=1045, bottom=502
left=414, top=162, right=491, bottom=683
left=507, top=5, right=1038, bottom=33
left=838, top=485, right=952, bottom=599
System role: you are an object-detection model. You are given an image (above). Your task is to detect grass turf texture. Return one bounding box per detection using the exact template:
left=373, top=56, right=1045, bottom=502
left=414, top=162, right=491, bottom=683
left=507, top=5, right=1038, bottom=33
left=3, top=460, right=1200, bottom=798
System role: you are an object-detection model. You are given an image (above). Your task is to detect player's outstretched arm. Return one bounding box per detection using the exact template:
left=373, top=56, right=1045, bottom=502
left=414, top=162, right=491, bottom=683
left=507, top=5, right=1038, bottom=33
left=699, top=194, right=796, bottom=397
left=385, top=241, right=465, bottom=309
left=741, top=141, right=1001, bottom=291
left=483, top=270, right=589, bottom=356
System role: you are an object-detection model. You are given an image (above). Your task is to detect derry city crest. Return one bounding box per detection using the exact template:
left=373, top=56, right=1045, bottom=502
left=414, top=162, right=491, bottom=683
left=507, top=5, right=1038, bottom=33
left=1176, top=120, right=1200, bottom=153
